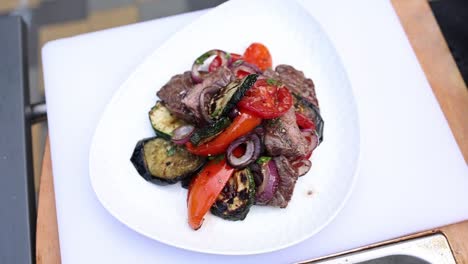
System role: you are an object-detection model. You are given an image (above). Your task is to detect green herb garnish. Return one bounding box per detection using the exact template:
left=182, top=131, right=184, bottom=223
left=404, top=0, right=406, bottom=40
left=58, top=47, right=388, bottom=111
left=231, top=59, right=244, bottom=67
left=266, top=78, right=281, bottom=86
left=208, top=154, right=224, bottom=164
left=195, top=52, right=212, bottom=65
left=166, top=145, right=176, bottom=156
left=268, top=118, right=280, bottom=126
left=256, top=156, right=272, bottom=164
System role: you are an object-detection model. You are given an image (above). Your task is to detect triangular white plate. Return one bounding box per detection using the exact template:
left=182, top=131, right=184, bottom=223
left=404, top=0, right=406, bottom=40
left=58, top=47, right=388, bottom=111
left=89, top=0, right=360, bottom=255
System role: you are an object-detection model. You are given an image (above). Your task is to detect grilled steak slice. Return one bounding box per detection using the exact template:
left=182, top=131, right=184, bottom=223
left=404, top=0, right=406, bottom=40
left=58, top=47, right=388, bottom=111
left=267, top=156, right=298, bottom=208
left=181, top=66, right=233, bottom=124
left=156, top=71, right=196, bottom=123
left=264, top=107, right=308, bottom=158
left=275, top=64, right=319, bottom=107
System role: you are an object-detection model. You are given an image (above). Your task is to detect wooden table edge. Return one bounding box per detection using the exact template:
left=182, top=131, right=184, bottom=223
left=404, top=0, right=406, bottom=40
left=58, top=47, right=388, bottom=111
left=36, top=137, right=61, bottom=264
left=35, top=0, right=468, bottom=263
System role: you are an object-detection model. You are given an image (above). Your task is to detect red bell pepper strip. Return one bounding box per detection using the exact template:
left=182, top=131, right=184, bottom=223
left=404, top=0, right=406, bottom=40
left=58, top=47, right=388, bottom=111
left=295, top=112, right=316, bottom=130
left=185, top=110, right=262, bottom=156
left=187, top=158, right=234, bottom=230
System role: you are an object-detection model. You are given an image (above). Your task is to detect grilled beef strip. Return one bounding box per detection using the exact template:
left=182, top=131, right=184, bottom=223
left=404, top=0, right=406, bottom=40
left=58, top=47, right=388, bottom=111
left=267, top=155, right=299, bottom=208
left=156, top=71, right=196, bottom=123
left=275, top=64, right=319, bottom=108
left=264, top=107, right=308, bottom=158
left=181, top=66, right=234, bottom=125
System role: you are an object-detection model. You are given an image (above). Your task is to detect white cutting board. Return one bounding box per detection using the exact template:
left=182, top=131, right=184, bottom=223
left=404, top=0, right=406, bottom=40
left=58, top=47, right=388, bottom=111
left=42, top=0, right=468, bottom=263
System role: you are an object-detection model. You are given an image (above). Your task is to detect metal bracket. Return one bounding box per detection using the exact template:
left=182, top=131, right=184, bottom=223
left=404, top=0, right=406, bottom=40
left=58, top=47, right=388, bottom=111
left=0, top=15, right=37, bottom=264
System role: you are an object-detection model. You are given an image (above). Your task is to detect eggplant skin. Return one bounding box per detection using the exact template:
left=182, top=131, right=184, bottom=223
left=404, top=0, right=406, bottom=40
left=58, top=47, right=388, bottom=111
left=130, top=136, right=205, bottom=186
left=180, top=174, right=195, bottom=189
left=210, top=168, right=256, bottom=221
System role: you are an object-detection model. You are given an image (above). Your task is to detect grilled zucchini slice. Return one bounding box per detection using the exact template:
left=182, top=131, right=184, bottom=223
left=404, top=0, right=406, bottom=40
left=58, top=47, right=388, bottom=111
left=130, top=136, right=205, bottom=185
left=189, top=74, right=258, bottom=146
left=210, top=168, right=256, bottom=221
left=208, top=74, right=258, bottom=120
left=149, top=101, right=187, bottom=139
left=189, top=116, right=231, bottom=146
left=292, top=93, right=324, bottom=143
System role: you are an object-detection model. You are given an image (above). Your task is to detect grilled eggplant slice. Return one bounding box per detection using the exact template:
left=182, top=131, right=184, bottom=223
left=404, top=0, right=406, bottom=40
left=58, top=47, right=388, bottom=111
left=149, top=101, right=188, bottom=140
left=292, top=93, right=324, bottom=143
left=130, top=136, right=205, bottom=185
left=210, top=168, right=256, bottom=221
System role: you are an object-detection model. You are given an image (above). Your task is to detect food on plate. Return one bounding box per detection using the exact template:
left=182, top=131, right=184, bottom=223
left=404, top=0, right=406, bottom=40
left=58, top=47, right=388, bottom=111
left=130, top=136, right=205, bottom=185
left=210, top=167, right=256, bottom=221
left=130, top=43, right=324, bottom=230
left=243, top=43, right=272, bottom=71
left=187, top=157, right=234, bottom=230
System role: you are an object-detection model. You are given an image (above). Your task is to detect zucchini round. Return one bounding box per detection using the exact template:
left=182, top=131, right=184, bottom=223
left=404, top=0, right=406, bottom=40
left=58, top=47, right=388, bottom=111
left=189, top=117, right=231, bottom=146
left=149, top=101, right=188, bottom=140
left=208, top=74, right=258, bottom=120
left=130, top=136, right=205, bottom=185
left=210, top=168, right=256, bottom=221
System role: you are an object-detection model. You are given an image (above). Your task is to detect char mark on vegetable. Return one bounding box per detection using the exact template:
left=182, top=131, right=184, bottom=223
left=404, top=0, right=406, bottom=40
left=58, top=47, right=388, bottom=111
left=182, top=66, right=234, bottom=125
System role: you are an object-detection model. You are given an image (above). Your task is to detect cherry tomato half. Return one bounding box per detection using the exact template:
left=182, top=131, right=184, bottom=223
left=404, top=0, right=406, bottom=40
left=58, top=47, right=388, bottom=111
left=243, top=43, right=272, bottom=71
left=238, top=79, right=293, bottom=119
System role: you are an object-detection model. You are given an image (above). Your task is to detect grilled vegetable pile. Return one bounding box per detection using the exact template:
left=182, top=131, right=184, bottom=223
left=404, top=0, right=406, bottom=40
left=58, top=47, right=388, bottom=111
left=131, top=43, right=324, bottom=230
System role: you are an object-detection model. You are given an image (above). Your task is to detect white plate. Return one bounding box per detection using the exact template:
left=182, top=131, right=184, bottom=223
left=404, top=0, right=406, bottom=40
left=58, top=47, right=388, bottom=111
left=89, top=0, right=360, bottom=255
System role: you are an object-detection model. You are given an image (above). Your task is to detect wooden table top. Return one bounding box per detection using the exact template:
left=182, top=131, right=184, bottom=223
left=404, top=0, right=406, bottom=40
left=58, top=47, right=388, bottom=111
left=36, top=0, right=468, bottom=263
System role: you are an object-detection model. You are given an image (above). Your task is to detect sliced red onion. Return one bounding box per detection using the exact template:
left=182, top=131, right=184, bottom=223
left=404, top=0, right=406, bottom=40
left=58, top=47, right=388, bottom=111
left=230, top=60, right=263, bottom=77
left=255, top=159, right=280, bottom=204
left=300, top=128, right=315, bottom=133
left=191, top=70, right=203, bottom=84
left=229, top=59, right=244, bottom=68
left=291, top=159, right=312, bottom=177
left=242, top=61, right=262, bottom=73
left=191, top=49, right=230, bottom=84
left=226, top=134, right=261, bottom=168
left=171, top=125, right=195, bottom=145
left=228, top=107, right=240, bottom=119
left=254, top=126, right=265, bottom=136
left=198, top=85, right=221, bottom=123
